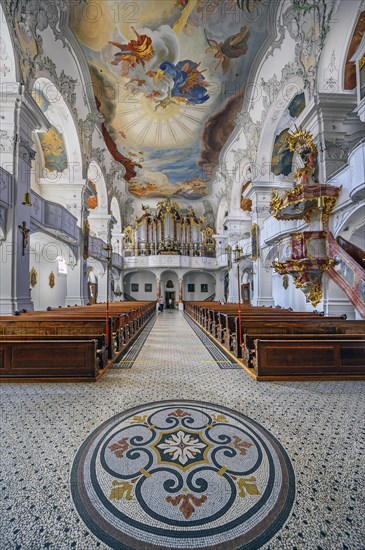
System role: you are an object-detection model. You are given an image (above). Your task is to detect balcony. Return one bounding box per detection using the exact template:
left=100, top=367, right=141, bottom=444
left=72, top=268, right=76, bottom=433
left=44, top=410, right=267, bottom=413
left=262, top=217, right=303, bottom=245
left=0, top=166, right=13, bottom=209
left=0, top=166, right=13, bottom=240
left=31, top=191, right=79, bottom=244
left=89, top=236, right=109, bottom=262
left=112, top=251, right=123, bottom=269
left=88, top=236, right=123, bottom=269
left=123, top=255, right=218, bottom=270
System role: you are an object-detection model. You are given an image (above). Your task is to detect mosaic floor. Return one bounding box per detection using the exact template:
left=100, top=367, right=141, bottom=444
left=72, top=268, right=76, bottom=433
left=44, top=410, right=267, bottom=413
left=1, top=310, right=365, bottom=549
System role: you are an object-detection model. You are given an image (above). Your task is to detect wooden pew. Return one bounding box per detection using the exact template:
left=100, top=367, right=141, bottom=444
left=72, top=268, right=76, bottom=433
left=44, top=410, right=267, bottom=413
left=0, top=301, right=156, bottom=382
left=254, top=338, right=365, bottom=380
left=185, top=301, right=365, bottom=380
left=242, top=332, right=365, bottom=368
left=219, top=314, right=345, bottom=357
left=0, top=334, right=108, bottom=370
left=0, top=317, right=118, bottom=358
left=0, top=339, right=98, bottom=381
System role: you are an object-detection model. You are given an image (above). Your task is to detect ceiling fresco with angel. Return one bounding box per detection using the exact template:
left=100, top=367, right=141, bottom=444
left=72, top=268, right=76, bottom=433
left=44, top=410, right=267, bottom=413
left=71, top=0, right=269, bottom=199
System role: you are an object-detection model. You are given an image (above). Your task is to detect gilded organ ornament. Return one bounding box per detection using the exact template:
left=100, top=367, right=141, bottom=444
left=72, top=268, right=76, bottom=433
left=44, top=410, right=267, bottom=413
left=123, top=199, right=215, bottom=257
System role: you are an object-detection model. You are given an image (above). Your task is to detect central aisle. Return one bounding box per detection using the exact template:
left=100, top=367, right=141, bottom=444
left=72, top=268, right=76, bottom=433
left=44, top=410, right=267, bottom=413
left=0, top=310, right=364, bottom=549
left=131, top=309, right=226, bottom=368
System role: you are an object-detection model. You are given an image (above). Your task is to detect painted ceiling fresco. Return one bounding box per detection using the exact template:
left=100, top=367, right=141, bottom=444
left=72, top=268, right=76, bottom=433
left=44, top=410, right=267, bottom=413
left=71, top=0, right=269, bottom=199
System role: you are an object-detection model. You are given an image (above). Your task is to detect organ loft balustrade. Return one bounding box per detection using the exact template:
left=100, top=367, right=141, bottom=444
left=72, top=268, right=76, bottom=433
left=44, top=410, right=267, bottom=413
left=122, top=199, right=216, bottom=259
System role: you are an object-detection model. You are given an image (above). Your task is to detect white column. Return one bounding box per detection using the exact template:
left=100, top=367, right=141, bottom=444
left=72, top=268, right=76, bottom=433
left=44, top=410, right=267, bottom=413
left=228, top=264, right=239, bottom=303
left=251, top=260, right=274, bottom=307
left=65, top=251, right=88, bottom=306
left=64, top=185, right=92, bottom=306
left=97, top=267, right=108, bottom=303
left=214, top=271, right=226, bottom=302
left=178, top=277, right=184, bottom=310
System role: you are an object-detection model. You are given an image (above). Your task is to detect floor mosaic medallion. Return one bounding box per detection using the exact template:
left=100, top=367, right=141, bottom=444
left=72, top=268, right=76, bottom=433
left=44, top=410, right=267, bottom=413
left=71, top=400, right=295, bottom=549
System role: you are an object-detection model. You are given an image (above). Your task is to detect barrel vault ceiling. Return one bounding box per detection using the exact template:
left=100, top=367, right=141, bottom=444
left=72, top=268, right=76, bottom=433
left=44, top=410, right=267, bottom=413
left=70, top=0, right=271, bottom=200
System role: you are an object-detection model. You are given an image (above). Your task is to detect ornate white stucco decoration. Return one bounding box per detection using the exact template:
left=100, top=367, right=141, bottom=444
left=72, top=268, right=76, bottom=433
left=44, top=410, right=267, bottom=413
left=323, top=50, right=340, bottom=94
left=0, top=36, right=13, bottom=78
left=282, top=0, right=338, bottom=94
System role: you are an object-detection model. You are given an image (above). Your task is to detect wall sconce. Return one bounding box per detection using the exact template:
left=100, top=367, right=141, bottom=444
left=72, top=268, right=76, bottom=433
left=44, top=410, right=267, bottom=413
left=22, top=192, right=32, bottom=207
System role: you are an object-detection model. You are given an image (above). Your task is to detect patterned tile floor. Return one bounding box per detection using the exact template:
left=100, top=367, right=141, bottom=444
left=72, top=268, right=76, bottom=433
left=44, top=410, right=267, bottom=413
left=1, top=310, right=364, bottom=549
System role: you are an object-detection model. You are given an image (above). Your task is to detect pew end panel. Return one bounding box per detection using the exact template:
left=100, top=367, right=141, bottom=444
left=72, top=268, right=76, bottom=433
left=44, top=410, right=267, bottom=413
left=254, top=339, right=365, bottom=380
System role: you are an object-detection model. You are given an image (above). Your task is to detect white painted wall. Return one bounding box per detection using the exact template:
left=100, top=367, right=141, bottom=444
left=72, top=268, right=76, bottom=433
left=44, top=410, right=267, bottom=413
left=183, top=272, right=215, bottom=301
left=124, top=271, right=156, bottom=301
left=30, top=234, right=68, bottom=310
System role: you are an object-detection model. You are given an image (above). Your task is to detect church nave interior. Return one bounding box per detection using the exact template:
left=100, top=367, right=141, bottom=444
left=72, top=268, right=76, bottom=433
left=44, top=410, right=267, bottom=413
left=0, top=0, right=364, bottom=549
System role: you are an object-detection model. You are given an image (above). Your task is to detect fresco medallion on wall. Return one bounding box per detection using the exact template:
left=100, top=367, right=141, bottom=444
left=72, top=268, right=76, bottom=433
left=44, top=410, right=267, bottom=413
left=71, top=400, right=295, bottom=549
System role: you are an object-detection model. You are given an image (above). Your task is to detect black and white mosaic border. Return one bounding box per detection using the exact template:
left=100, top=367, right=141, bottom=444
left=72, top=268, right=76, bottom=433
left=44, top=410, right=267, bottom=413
left=184, top=313, right=241, bottom=369
left=110, top=314, right=157, bottom=369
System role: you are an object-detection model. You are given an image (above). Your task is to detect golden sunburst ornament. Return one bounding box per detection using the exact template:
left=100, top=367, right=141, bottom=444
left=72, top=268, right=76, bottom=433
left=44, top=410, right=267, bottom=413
left=286, top=125, right=317, bottom=156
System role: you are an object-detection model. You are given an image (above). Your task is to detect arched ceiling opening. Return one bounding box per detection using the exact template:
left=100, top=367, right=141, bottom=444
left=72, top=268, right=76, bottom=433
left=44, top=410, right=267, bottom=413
left=32, top=78, right=83, bottom=184
left=87, top=161, right=108, bottom=213
left=70, top=0, right=274, bottom=201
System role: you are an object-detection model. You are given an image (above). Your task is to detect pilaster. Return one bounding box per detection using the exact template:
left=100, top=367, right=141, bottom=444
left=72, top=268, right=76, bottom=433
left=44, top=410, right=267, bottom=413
left=0, top=87, right=48, bottom=314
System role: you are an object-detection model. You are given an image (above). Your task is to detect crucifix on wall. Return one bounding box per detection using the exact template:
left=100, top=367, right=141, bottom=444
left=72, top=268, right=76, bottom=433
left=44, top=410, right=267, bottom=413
left=18, top=221, right=30, bottom=256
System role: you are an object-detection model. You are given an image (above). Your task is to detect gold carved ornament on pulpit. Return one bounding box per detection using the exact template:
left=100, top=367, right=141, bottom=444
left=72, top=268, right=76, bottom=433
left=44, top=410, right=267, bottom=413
left=270, top=127, right=341, bottom=307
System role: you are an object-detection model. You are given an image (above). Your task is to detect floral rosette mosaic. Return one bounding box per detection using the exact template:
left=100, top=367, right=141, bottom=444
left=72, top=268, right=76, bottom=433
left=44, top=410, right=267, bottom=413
left=71, top=400, right=295, bottom=549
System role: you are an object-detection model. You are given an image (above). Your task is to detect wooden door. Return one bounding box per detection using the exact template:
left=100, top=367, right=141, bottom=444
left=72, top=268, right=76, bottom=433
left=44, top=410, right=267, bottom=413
left=165, top=291, right=176, bottom=308
left=88, top=282, right=98, bottom=305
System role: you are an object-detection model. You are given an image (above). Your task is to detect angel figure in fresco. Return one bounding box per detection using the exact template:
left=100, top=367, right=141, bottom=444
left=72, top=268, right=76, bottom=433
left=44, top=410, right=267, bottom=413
left=204, top=26, right=250, bottom=73
left=159, top=60, right=210, bottom=105
left=109, top=27, right=154, bottom=76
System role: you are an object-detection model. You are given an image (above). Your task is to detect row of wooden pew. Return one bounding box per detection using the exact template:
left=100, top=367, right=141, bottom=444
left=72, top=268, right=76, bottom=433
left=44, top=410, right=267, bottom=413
left=0, top=302, right=156, bottom=382
left=185, top=302, right=365, bottom=380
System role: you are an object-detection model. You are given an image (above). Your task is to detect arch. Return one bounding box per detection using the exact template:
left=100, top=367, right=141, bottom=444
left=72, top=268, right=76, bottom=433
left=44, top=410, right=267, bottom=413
left=182, top=271, right=216, bottom=301
left=87, top=267, right=99, bottom=304
left=0, top=4, right=22, bottom=177
left=87, top=269, right=98, bottom=284
left=110, top=196, right=123, bottom=255
left=32, top=78, right=83, bottom=188
left=255, top=76, right=304, bottom=179
left=0, top=4, right=18, bottom=83
left=160, top=270, right=180, bottom=308
left=29, top=231, right=77, bottom=310
left=344, top=11, right=365, bottom=90
left=316, top=1, right=364, bottom=93
left=216, top=195, right=228, bottom=234
left=227, top=38, right=305, bottom=210
left=334, top=203, right=365, bottom=248
left=124, top=269, right=157, bottom=300
left=87, top=161, right=109, bottom=240
left=87, top=161, right=108, bottom=212
left=110, top=197, right=122, bottom=232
